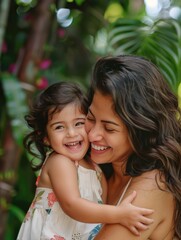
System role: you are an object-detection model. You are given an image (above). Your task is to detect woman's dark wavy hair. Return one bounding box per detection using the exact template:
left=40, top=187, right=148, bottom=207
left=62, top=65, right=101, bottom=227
left=24, top=81, right=88, bottom=171
left=88, top=55, right=181, bottom=238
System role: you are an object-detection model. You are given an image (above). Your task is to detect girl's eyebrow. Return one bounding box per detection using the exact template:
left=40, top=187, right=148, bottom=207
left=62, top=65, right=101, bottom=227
left=49, top=117, right=86, bottom=127
left=49, top=121, right=64, bottom=127
left=88, top=108, right=119, bottom=126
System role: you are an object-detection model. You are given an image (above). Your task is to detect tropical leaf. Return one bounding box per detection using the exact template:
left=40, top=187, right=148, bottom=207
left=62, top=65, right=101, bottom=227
left=108, top=18, right=181, bottom=93
left=0, top=73, right=29, bottom=146
left=8, top=203, right=25, bottom=222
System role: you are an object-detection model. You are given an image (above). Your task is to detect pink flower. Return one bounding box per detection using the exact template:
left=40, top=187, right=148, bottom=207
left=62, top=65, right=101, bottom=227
left=1, top=41, right=7, bottom=53
left=39, top=59, right=52, bottom=70
left=50, top=235, right=65, bottom=240
left=24, top=13, right=33, bottom=23
left=57, top=28, right=65, bottom=38
left=35, top=77, right=48, bottom=90
left=8, top=63, right=17, bottom=74
left=47, top=192, right=57, bottom=207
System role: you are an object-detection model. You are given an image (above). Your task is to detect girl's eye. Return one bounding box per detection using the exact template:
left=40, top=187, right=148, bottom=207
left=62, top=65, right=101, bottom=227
left=76, top=121, right=85, bottom=126
left=55, top=125, right=64, bottom=130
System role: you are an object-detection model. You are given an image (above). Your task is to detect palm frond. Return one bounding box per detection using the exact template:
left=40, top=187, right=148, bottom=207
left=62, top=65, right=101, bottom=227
left=108, top=18, right=181, bottom=93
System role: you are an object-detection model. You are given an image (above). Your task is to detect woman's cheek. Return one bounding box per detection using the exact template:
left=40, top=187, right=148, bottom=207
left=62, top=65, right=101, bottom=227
left=85, top=119, right=91, bottom=133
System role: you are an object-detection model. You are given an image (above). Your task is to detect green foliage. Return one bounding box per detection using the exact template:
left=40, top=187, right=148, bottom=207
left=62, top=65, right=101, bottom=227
left=107, top=18, right=181, bottom=93
left=74, top=0, right=86, bottom=6
left=0, top=170, right=16, bottom=182
left=8, top=204, right=25, bottom=222
left=5, top=152, right=36, bottom=239
left=1, top=1, right=181, bottom=239
left=0, top=73, right=29, bottom=146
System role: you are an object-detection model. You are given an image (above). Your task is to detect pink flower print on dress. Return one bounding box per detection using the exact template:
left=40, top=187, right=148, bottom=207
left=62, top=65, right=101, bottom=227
left=31, top=190, right=45, bottom=208
left=47, top=192, right=58, bottom=207
left=50, top=235, right=65, bottom=240
left=24, top=210, right=31, bottom=222
left=35, top=175, right=40, bottom=186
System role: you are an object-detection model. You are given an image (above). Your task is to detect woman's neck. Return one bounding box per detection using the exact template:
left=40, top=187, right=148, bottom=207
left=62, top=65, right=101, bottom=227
left=112, top=160, right=127, bottom=178
left=107, top=161, right=131, bottom=205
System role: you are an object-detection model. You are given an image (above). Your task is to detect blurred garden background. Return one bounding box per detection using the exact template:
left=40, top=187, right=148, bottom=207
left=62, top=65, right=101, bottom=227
left=0, top=0, right=181, bottom=239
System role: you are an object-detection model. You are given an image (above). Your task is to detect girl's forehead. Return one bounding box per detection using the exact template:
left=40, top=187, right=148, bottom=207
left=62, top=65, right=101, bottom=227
left=48, top=103, right=85, bottom=120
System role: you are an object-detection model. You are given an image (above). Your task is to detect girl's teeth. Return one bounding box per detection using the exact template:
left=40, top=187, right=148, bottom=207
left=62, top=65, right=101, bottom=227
left=66, top=142, right=79, bottom=146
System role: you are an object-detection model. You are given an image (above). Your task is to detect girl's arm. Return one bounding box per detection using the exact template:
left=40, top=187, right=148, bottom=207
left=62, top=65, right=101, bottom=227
left=94, top=172, right=175, bottom=239
left=99, top=169, right=107, bottom=204
left=47, top=154, right=153, bottom=235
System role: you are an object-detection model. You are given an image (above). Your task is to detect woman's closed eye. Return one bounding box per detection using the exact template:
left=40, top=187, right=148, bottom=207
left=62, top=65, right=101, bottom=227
left=104, top=123, right=119, bottom=133
left=105, top=127, right=115, bottom=132
left=86, top=115, right=95, bottom=122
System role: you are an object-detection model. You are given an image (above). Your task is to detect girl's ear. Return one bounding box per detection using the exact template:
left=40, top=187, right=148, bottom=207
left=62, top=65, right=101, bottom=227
left=43, top=137, right=50, bottom=146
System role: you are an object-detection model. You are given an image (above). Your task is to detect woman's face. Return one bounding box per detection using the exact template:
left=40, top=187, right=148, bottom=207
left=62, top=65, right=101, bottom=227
left=85, top=90, right=133, bottom=165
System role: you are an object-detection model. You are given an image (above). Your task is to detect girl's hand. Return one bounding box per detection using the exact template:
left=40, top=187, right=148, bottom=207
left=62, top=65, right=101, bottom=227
left=118, top=191, right=154, bottom=236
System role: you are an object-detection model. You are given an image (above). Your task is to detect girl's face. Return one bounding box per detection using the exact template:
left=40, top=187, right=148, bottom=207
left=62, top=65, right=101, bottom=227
left=85, top=91, right=133, bottom=165
left=45, top=103, right=89, bottom=162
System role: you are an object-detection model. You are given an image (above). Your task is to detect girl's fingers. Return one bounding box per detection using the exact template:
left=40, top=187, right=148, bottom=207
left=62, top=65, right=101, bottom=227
left=129, top=226, right=140, bottom=236
left=141, top=208, right=154, bottom=215
left=135, top=222, right=149, bottom=231
left=140, top=216, right=154, bottom=225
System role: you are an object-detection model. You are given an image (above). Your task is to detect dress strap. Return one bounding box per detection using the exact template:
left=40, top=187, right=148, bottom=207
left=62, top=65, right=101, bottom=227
left=35, top=150, right=52, bottom=186
left=75, top=160, right=79, bottom=167
left=116, top=177, right=132, bottom=205
left=91, top=162, right=102, bottom=182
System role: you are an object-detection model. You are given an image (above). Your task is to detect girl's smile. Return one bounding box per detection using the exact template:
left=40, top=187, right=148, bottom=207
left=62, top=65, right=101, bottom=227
left=45, top=103, right=89, bottom=162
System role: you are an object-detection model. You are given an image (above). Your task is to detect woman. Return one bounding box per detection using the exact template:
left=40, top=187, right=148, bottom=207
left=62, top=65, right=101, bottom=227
left=85, top=55, right=181, bottom=239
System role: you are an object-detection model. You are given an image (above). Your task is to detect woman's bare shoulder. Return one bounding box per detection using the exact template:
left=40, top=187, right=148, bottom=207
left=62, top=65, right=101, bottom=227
left=95, top=170, right=175, bottom=240
left=127, top=170, right=175, bottom=227
left=130, top=169, right=167, bottom=191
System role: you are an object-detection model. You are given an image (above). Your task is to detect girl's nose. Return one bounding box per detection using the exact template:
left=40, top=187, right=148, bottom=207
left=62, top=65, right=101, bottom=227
left=66, top=127, right=77, bottom=137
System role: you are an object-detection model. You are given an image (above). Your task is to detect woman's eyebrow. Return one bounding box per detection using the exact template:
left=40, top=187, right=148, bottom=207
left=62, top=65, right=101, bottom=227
left=101, top=120, right=119, bottom=126
left=88, top=108, right=119, bottom=126
left=88, top=108, right=94, bottom=116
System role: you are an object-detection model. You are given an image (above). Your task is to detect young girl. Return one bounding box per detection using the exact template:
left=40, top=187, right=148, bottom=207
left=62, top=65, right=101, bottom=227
left=17, top=82, right=153, bottom=240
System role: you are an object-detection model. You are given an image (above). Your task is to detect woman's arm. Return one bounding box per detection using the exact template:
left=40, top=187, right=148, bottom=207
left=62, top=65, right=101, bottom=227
left=94, top=172, right=175, bottom=239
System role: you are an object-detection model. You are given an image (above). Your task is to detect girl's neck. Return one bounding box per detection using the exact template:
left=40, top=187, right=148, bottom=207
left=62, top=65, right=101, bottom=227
left=77, top=158, right=95, bottom=170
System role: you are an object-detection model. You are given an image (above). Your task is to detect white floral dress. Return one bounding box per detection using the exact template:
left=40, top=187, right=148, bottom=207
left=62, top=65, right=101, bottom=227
left=17, top=164, right=103, bottom=240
